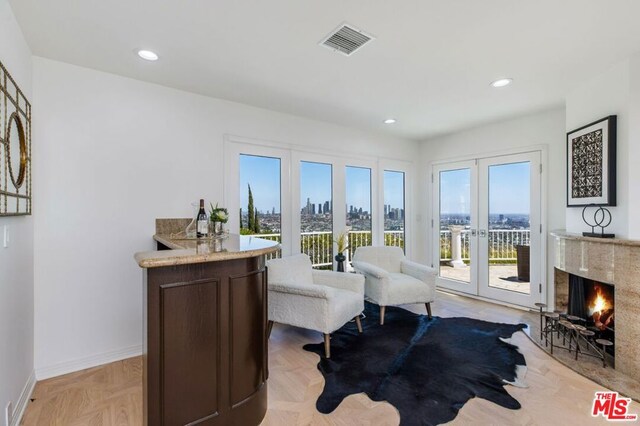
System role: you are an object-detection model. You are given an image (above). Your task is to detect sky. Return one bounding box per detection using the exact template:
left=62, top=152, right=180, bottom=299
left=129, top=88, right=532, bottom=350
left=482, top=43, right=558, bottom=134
left=240, top=155, right=405, bottom=214
left=300, top=161, right=332, bottom=208
left=440, top=162, right=530, bottom=215
left=345, top=166, right=371, bottom=211
left=440, top=168, right=471, bottom=215
left=384, top=170, right=405, bottom=209
left=488, top=162, right=530, bottom=214
left=240, top=154, right=281, bottom=214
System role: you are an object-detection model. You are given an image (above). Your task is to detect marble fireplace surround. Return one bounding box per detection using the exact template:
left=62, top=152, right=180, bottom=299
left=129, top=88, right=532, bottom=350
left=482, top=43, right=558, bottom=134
left=552, top=231, right=640, bottom=383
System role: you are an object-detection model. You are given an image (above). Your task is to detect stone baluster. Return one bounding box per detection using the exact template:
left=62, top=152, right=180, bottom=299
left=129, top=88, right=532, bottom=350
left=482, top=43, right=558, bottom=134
left=449, top=225, right=466, bottom=268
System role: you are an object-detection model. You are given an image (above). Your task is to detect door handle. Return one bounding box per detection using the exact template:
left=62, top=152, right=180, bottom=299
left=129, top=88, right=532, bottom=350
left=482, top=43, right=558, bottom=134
left=479, top=229, right=487, bottom=237
left=471, top=229, right=477, bottom=237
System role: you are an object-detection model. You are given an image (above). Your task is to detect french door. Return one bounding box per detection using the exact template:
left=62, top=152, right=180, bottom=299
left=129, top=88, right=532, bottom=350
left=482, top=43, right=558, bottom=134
left=433, top=152, right=542, bottom=308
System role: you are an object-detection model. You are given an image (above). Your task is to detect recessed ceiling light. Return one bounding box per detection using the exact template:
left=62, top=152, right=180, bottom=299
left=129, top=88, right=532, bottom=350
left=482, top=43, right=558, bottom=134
left=384, top=118, right=397, bottom=124
left=137, top=50, right=159, bottom=61
left=491, top=78, right=513, bottom=88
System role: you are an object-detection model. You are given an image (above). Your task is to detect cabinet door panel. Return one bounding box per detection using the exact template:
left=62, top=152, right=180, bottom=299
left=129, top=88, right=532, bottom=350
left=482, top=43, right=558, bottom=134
left=230, top=270, right=267, bottom=406
left=161, top=279, right=220, bottom=425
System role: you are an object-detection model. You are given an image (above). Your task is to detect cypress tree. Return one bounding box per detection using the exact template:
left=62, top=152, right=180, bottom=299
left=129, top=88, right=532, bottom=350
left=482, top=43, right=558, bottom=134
left=254, top=207, right=260, bottom=233
left=239, top=208, right=243, bottom=229
left=247, top=184, right=255, bottom=231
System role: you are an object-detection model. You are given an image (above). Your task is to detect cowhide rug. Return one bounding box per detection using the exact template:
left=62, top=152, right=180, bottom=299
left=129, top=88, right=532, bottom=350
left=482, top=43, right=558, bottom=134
left=303, top=303, right=527, bottom=425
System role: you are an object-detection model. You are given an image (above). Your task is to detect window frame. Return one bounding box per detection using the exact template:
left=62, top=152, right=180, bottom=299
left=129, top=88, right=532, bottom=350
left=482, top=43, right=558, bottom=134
left=293, top=152, right=335, bottom=268
left=224, top=136, right=413, bottom=264
left=379, top=159, right=413, bottom=258
left=224, top=140, right=293, bottom=256
left=382, top=169, right=407, bottom=253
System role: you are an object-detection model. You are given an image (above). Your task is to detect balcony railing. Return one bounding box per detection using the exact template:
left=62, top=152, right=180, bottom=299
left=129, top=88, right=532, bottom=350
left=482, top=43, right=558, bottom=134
left=439, top=229, right=530, bottom=261
left=255, top=228, right=528, bottom=267
left=254, top=233, right=281, bottom=261
left=254, top=231, right=404, bottom=267
left=301, top=232, right=333, bottom=268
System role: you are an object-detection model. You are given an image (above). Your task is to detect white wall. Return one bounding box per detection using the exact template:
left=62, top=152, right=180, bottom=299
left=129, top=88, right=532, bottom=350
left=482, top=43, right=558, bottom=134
left=565, top=54, right=640, bottom=240
left=31, top=57, right=419, bottom=377
left=0, top=0, right=34, bottom=424
left=629, top=55, right=640, bottom=239
left=417, top=108, right=566, bottom=304
left=565, top=60, right=630, bottom=237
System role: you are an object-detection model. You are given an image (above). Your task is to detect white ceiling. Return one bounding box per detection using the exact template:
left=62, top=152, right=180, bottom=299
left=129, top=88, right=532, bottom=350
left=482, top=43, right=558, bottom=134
left=9, top=0, right=640, bottom=140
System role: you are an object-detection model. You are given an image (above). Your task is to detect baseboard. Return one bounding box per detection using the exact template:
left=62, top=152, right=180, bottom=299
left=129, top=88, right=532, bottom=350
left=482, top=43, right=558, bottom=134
left=11, top=369, right=36, bottom=426
left=35, top=344, right=142, bottom=381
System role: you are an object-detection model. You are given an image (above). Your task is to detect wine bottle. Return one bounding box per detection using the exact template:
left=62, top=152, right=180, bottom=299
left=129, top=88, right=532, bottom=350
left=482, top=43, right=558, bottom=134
left=196, top=199, right=208, bottom=238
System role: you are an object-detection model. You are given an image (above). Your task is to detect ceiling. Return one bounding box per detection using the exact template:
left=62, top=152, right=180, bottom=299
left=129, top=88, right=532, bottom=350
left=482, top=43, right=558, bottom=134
left=9, top=0, right=640, bottom=140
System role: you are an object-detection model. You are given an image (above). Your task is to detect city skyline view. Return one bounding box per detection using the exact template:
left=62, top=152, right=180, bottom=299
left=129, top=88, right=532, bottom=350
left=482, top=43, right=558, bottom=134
left=301, top=161, right=331, bottom=214
left=240, top=155, right=406, bottom=215
left=239, top=155, right=407, bottom=233
left=240, top=155, right=529, bottom=224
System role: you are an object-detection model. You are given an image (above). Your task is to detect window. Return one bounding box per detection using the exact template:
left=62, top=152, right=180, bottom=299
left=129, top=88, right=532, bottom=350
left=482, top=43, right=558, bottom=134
left=384, top=170, right=405, bottom=250
left=300, top=161, right=333, bottom=269
left=346, top=166, right=372, bottom=259
left=227, top=138, right=409, bottom=265
left=439, top=167, right=472, bottom=283
left=239, top=154, right=282, bottom=258
left=487, top=161, right=531, bottom=293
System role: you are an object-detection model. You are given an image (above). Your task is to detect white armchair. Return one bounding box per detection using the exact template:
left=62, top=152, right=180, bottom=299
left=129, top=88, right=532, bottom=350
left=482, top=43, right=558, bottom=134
left=266, top=254, right=365, bottom=358
left=352, top=246, right=436, bottom=325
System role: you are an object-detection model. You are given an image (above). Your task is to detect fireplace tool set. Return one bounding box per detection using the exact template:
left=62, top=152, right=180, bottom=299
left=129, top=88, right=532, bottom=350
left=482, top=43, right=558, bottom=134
left=535, top=303, right=613, bottom=368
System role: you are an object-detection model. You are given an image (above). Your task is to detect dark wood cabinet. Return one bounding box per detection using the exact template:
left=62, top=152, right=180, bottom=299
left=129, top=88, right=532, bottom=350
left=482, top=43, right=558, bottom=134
left=143, top=256, right=268, bottom=426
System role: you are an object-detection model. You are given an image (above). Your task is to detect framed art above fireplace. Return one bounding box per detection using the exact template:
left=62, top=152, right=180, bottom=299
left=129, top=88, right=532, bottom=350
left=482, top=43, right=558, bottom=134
left=566, top=115, right=616, bottom=207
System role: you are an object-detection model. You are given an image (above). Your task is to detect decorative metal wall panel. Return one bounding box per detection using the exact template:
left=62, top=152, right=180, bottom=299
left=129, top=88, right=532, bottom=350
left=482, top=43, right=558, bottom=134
left=566, top=116, right=616, bottom=207
left=0, top=60, right=32, bottom=216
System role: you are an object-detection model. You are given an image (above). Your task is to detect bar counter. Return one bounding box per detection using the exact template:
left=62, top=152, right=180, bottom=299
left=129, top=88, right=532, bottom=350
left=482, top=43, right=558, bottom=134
left=135, top=224, right=279, bottom=426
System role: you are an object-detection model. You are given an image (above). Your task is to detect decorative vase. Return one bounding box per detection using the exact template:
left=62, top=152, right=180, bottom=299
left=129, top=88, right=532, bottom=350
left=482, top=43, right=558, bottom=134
left=335, top=253, right=346, bottom=272
left=209, top=221, right=224, bottom=236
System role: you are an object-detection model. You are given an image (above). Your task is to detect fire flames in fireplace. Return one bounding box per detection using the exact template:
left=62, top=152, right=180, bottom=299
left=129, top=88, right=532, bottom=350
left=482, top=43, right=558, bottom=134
left=588, top=284, right=614, bottom=331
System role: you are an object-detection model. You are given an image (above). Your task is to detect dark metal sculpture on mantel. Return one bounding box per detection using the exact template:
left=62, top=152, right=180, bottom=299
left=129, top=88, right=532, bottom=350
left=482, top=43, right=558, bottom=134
left=582, top=204, right=615, bottom=238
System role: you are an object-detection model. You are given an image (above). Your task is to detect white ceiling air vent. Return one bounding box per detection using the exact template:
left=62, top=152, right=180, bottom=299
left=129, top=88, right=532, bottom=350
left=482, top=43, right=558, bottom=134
left=320, top=24, right=374, bottom=56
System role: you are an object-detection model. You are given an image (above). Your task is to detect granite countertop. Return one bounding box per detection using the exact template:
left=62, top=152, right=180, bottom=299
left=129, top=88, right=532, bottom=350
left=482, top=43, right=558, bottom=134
left=550, top=230, right=640, bottom=247
left=135, top=233, right=280, bottom=268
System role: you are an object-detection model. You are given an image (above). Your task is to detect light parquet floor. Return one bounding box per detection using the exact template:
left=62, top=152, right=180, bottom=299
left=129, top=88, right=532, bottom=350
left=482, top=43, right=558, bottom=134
left=22, top=291, right=623, bottom=425
left=21, top=356, right=142, bottom=425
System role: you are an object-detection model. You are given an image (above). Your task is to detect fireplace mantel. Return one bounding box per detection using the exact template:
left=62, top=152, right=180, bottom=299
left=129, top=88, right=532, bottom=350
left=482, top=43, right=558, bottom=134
left=551, top=230, right=640, bottom=248
left=551, top=230, right=640, bottom=382
left=551, top=230, right=640, bottom=285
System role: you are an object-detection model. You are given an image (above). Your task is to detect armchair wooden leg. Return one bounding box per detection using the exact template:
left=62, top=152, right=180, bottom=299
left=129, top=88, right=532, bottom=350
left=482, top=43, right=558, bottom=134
left=380, top=306, right=386, bottom=325
left=267, top=320, right=274, bottom=339
left=425, top=303, right=432, bottom=320
left=355, top=315, right=363, bottom=333
left=324, top=334, right=331, bottom=358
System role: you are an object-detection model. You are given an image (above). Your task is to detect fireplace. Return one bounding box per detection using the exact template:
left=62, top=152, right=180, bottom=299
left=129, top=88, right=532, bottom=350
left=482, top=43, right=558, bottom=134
left=567, top=274, right=615, bottom=356
left=552, top=231, right=640, bottom=391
